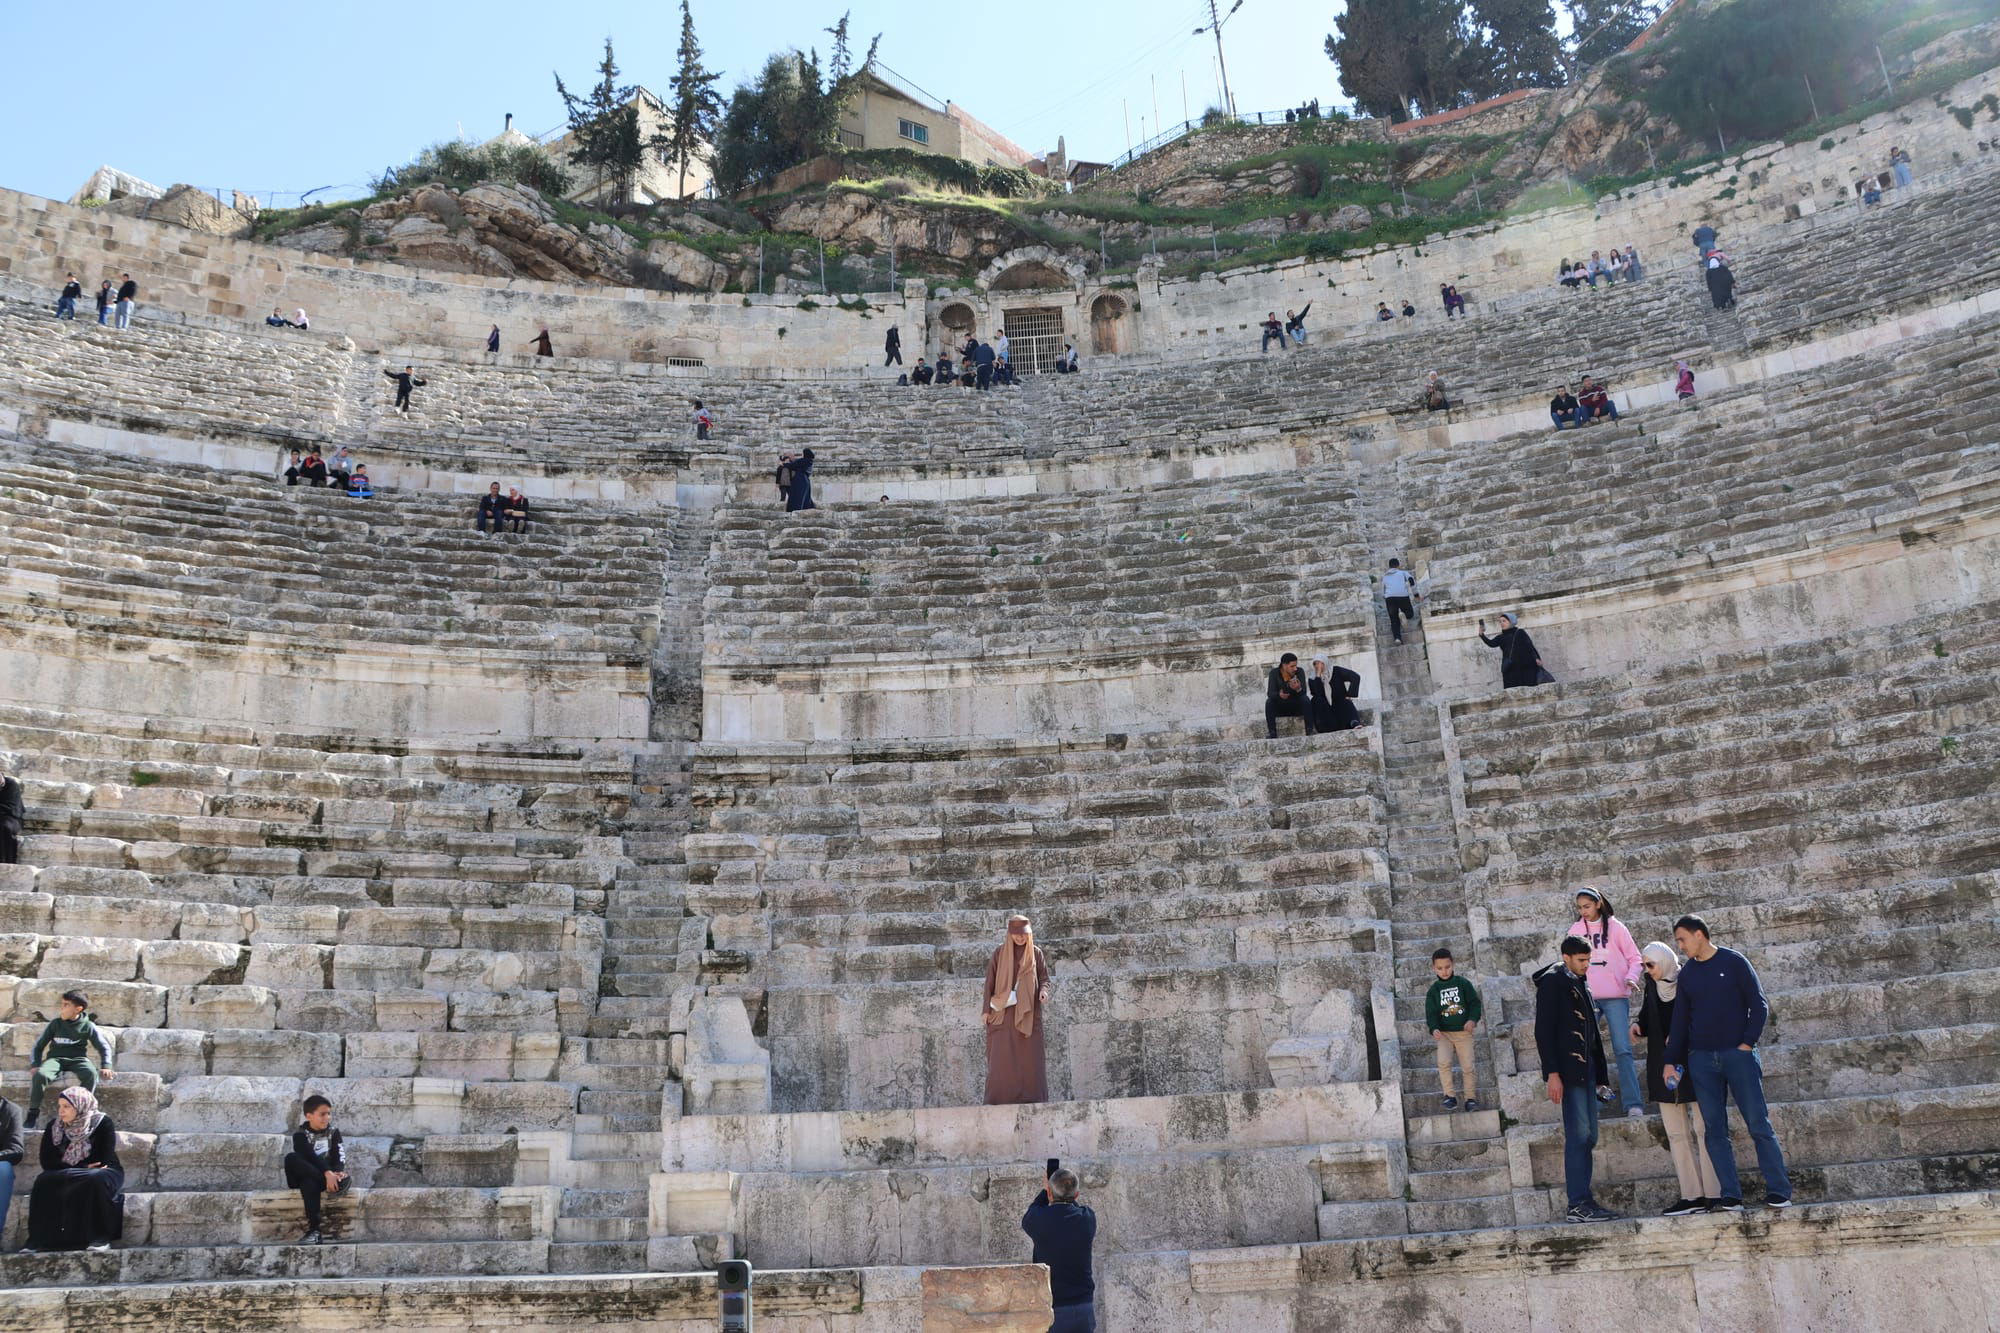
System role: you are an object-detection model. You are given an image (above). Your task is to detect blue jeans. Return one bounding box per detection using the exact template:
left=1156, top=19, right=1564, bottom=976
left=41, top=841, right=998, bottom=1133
left=1561, top=1081, right=1599, bottom=1207
left=115, top=299, right=133, bottom=329
left=1688, top=1047, right=1791, bottom=1200
left=1551, top=408, right=1580, bottom=429
left=1261, top=330, right=1284, bottom=352
left=1893, top=162, right=1912, bottom=189
left=97, top=305, right=110, bottom=324
left=1049, top=1304, right=1095, bottom=1333
left=1595, top=996, right=1641, bottom=1112
left=0, top=1159, right=13, bottom=1241
left=55, top=297, right=76, bottom=320
left=1582, top=400, right=1619, bottom=424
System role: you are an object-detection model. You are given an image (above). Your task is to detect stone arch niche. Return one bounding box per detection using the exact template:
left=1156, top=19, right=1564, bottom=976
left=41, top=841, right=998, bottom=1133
left=1089, top=294, right=1129, bottom=357
left=974, top=246, right=1088, bottom=294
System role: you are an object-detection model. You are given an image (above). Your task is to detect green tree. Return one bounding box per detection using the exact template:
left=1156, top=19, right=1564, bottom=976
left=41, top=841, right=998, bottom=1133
left=664, top=0, right=725, bottom=199
left=1326, top=0, right=1483, bottom=122
left=1563, top=0, right=1662, bottom=69
left=1469, top=0, right=1566, bottom=95
left=554, top=38, right=645, bottom=203
left=709, top=11, right=880, bottom=195
left=1643, top=0, right=1870, bottom=143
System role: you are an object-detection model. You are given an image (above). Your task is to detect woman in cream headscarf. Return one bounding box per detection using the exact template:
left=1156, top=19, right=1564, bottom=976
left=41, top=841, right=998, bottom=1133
left=981, top=915, right=1052, bottom=1105
left=1632, top=941, right=1722, bottom=1214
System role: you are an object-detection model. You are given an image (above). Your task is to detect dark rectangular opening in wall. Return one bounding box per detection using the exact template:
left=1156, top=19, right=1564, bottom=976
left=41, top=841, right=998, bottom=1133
left=1363, top=992, right=1382, bottom=1082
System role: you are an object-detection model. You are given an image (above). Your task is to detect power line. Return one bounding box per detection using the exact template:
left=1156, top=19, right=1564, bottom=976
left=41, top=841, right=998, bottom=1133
left=999, top=5, right=1211, bottom=143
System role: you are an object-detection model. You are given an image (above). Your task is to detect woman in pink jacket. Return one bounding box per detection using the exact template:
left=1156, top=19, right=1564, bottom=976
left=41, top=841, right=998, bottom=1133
left=1568, top=887, right=1645, bottom=1116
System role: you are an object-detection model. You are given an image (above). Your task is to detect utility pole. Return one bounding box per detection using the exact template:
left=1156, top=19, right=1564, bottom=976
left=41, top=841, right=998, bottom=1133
left=1195, top=0, right=1240, bottom=119
left=1181, top=69, right=1190, bottom=123
left=1876, top=45, right=1895, bottom=97
left=1152, top=74, right=1161, bottom=137
left=1123, top=99, right=1133, bottom=154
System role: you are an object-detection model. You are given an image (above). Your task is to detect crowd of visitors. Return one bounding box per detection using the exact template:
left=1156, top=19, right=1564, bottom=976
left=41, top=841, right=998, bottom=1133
left=50, top=273, right=138, bottom=326
left=281, top=447, right=374, bottom=497
left=1536, top=910, right=1794, bottom=1221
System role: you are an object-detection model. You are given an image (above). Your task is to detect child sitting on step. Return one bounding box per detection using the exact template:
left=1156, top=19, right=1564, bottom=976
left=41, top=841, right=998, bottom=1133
left=285, top=1094, right=350, bottom=1244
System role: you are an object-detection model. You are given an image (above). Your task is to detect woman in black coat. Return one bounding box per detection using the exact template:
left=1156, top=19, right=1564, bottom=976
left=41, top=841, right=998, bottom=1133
left=1703, top=250, right=1735, bottom=310
left=26, top=1087, right=123, bottom=1251
left=785, top=448, right=817, bottom=512
left=1632, top=942, right=1721, bottom=1213
left=1476, top=612, right=1550, bottom=689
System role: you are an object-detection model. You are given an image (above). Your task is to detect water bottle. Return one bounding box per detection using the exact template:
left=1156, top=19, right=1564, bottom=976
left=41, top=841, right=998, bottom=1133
left=1664, top=1066, right=1681, bottom=1092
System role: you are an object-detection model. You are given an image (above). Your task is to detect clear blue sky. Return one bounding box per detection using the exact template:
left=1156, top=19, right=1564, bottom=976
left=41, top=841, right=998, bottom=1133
left=0, top=0, right=1347, bottom=207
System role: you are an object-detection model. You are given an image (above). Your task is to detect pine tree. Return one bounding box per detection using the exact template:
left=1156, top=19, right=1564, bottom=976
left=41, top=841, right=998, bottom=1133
left=1563, top=0, right=1661, bottom=69
left=554, top=38, right=645, bottom=203
left=664, top=0, right=724, bottom=200
left=1326, top=0, right=1482, bottom=122
left=1469, top=0, right=1566, bottom=96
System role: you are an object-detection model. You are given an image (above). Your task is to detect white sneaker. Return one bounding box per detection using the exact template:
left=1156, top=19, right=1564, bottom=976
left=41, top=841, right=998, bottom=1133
left=1626, top=1106, right=1645, bottom=1118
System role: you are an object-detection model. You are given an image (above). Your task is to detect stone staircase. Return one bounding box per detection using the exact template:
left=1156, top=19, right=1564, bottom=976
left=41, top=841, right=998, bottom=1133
left=1363, top=488, right=1516, bottom=1236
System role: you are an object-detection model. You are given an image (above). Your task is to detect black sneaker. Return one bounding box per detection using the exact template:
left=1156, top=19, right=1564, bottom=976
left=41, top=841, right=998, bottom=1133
left=1765, top=1195, right=1792, bottom=1209
left=1662, top=1198, right=1706, bottom=1217
left=1711, top=1197, right=1744, bottom=1212
left=1565, top=1203, right=1619, bottom=1223
left=301, top=1228, right=322, bottom=1245
left=22, top=1110, right=35, bottom=1130
left=1439, top=1096, right=1458, bottom=1111
left=1464, top=1097, right=1480, bottom=1111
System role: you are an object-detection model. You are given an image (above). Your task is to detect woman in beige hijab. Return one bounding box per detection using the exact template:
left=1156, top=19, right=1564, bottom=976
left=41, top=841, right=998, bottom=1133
left=982, top=915, right=1052, bottom=1105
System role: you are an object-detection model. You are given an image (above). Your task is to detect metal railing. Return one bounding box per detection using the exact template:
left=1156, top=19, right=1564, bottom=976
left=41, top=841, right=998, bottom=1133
left=1104, top=104, right=1361, bottom=173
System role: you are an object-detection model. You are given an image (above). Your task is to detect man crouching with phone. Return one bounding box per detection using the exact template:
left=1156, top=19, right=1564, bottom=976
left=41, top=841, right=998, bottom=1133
left=1022, top=1158, right=1097, bottom=1331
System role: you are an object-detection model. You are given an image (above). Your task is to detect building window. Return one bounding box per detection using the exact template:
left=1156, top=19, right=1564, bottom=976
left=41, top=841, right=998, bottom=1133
left=898, top=119, right=930, bottom=145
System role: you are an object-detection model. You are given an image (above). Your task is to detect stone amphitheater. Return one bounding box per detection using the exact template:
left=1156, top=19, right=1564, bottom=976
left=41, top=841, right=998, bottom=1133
left=2, top=71, right=1999, bottom=1333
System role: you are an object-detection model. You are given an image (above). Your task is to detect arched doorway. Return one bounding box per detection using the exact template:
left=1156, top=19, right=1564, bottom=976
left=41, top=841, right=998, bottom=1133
left=1090, top=294, right=1129, bottom=357
left=990, top=260, right=1073, bottom=292
left=937, top=301, right=976, bottom=353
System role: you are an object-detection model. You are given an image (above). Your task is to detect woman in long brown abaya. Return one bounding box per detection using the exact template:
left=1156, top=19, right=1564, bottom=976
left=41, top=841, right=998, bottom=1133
left=982, top=915, right=1051, bottom=1105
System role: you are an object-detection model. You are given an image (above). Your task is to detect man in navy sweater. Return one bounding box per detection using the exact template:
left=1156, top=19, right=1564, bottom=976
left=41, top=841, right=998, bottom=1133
left=1664, top=914, right=1793, bottom=1210
left=1022, top=1167, right=1096, bottom=1331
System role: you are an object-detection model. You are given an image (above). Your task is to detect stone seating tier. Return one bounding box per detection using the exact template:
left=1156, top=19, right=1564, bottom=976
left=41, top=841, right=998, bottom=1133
left=654, top=1082, right=1405, bottom=1270
left=1399, top=312, right=2000, bottom=604
left=686, top=728, right=1388, bottom=985
left=6, top=159, right=1998, bottom=496
left=751, top=951, right=1385, bottom=1114
left=0, top=443, right=673, bottom=654
left=703, top=471, right=1373, bottom=658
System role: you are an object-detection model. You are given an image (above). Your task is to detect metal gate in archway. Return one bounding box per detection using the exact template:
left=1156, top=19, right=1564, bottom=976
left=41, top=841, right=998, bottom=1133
left=1002, top=307, right=1065, bottom=375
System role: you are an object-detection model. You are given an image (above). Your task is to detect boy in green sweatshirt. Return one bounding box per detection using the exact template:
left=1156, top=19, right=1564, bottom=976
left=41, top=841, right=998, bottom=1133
left=26, top=990, right=115, bottom=1128
left=1425, top=949, right=1482, bottom=1111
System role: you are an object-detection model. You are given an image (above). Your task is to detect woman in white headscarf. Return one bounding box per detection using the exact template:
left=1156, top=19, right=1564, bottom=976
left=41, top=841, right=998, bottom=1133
left=981, top=914, right=1051, bottom=1105
left=1632, top=941, right=1722, bottom=1215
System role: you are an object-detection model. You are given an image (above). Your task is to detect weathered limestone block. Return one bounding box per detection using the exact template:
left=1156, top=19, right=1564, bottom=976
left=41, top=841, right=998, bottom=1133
left=421, top=949, right=529, bottom=993
left=0, top=891, right=54, bottom=933
left=684, top=993, right=770, bottom=1115
left=462, top=1080, right=576, bottom=1134
left=168, top=983, right=279, bottom=1030
left=50, top=895, right=176, bottom=939
left=90, top=783, right=207, bottom=816
left=303, top=1077, right=465, bottom=1136
left=275, top=988, right=375, bottom=1032
left=333, top=944, right=427, bottom=991
left=414, top=1032, right=517, bottom=1081
left=344, top=1032, right=423, bottom=1078
left=139, top=939, right=243, bottom=986
left=344, top=907, right=460, bottom=949
left=112, top=1027, right=210, bottom=1078
left=245, top=941, right=331, bottom=990
left=918, top=1264, right=1054, bottom=1333
left=159, top=1075, right=305, bottom=1133
left=179, top=901, right=252, bottom=943
left=449, top=990, right=558, bottom=1032
left=212, top=1028, right=343, bottom=1078
left=16, top=977, right=166, bottom=1028
left=416, top=1133, right=520, bottom=1187
left=0, top=934, right=38, bottom=974
left=376, top=989, right=450, bottom=1031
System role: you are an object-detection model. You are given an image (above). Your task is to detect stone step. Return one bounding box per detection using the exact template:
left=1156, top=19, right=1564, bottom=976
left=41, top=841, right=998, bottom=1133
left=559, top=1187, right=650, bottom=1219
left=547, top=1240, right=650, bottom=1274
left=1405, top=1194, right=1517, bottom=1233
left=553, top=1215, right=648, bottom=1243
left=1408, top=1163, right=1513, bottom=1202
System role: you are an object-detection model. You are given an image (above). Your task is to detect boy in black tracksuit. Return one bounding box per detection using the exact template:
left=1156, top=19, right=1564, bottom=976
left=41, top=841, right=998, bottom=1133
left=285, top=1094, right=350, bottom=1243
